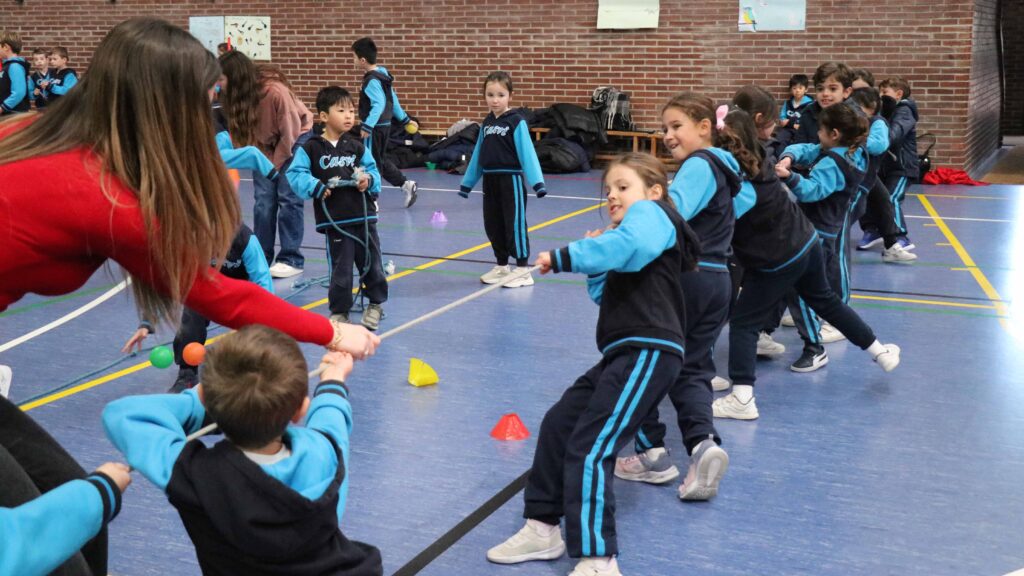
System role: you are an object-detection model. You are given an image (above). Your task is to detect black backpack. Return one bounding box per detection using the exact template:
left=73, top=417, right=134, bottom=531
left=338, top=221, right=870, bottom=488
left=917, top=132, right=936, bottom=181
left=590, top=87, right=635, bottom=131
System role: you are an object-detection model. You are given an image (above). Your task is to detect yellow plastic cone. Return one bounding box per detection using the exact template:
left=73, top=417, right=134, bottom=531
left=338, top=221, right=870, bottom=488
left=408, top=358, right=439, bottom=387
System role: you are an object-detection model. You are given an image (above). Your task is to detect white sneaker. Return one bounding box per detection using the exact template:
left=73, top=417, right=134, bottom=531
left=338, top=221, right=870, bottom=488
left=269, top=262, right=303, bottom=278
left=711, top=375, right=731, bottom=392
left=0, top=365, right=11, bottom=399
left=678, top=437, right=729, bottom=501
left=614, top=447, right=680, bottom=484
left=781, top=313, right=796, bottom=327
left=480, top=265, right=510, bottom=284
left=569, top=557, right=622, bottom=576
left=819, top=323, right=846, bottom=343
left=486, top=521, right=566, bottom=564
left=882, top=244, right=918, bottom=263
left=713, top=393, right=759, bottom=420
left=503, top=267, right=535, bottom=288
left=873, top=343, right=901, bottom=372
left=756, top=331, right=786, bottom=357
left=402, top=180, right=418, bottom=208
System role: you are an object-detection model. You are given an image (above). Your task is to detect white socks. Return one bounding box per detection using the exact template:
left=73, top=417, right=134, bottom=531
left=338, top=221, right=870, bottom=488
left=527, top=519, right=559, bottom=537
left=578, top=556, right=617, bottom=570
left=866, top=340, right=886, bottom=359
left=733, top=384, right=754, bottom=403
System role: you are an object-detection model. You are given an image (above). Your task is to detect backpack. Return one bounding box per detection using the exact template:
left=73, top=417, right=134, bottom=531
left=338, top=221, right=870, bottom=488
left=534, top=138, right=591, bottom=173
left=917, top=132, right=936, bottom=181
left=590, top=86, right=635, bottom=131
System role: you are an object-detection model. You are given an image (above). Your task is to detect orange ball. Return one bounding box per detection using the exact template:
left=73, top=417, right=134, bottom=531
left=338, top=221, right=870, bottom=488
left=182, top=342, right=206, bottom=367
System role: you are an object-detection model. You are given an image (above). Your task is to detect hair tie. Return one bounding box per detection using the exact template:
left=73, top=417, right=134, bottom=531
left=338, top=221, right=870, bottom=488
left=715, top=104, right=729, bottom=130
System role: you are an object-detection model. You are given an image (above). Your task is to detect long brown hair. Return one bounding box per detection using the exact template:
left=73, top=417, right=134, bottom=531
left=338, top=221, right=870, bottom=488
left=256, top=62, right=294, bottom=92
left=604, top=152, right=672, bottom=209
left=0, top=18, right=239, bottom=324
left=218, top=50, right=261, bottom=147
left=663, top=92, right=759, bottom=178
left=819, top=104, right=869, bottom=158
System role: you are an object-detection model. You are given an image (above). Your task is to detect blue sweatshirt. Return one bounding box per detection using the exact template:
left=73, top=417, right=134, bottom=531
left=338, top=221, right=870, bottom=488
left=779, top=95, right=813, bottom=122
left=782, top=144, right=867, bottom=234
left=459, top=109, right=546, bottom=197
left=1, top=57, right=29, bottom=114
left=215, top=131, right=279, bottom=181
left=287, top=132, right=382, bottom=229
left=0, top=473, right=121, bottom=576
left=360, top=66, right=407, bottom=131
left=47, top=68, right=77, bottom=97
left=103, top=385, right=354, bottom=523
left=668, top=147, right=744, bottom=269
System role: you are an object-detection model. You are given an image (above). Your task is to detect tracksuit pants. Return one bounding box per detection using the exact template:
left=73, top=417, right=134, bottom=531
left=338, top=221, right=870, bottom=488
left=483, top=172, right=530, bottom=267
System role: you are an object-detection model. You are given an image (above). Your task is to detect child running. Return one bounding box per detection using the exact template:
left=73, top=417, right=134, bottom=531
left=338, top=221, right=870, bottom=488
left=459, top=71, right=547, bottom=288
left=486, top=153, right=698, bottom=576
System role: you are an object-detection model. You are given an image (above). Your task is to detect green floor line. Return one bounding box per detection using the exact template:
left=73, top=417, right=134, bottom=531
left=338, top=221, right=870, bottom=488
left=850, top=302, right=1006, bottom=319
left=0, top=283, right=119, bottom=318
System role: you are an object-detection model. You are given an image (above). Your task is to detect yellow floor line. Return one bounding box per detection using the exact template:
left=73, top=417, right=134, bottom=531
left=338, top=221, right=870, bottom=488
left=22, top=202, right=606, bottom=412
left=912, top=193, right=1009, bottom=201
left=850, top=294, right=997, bottom=310
left=918, top=195, right=1011, bottom=331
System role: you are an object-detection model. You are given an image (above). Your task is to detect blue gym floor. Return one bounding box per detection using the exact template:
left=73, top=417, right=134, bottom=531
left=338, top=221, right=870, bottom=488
left=3, top=168, right=1023, bottom=575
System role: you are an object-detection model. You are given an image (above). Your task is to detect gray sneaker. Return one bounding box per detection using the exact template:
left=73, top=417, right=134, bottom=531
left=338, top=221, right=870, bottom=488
left=614, top=447, right=680, bottom=484
left=402, top=180, right=418, bottom=208
left=486, top=521, right=565, bottom=564
left=361, top=304, right=383, bottom=331
left=330, top=313, right=349, bottom=324
left=678, top=437, right=729, bottom=501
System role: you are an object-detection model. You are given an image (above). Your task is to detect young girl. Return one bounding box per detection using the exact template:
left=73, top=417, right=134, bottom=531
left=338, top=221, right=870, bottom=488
left=0, top=19, right=378, bottom=570
left=487, top=153, right=696, bottom=576
left=459, top=71, right=547, bottom=288
left=614, top=93, right=751, bottom=501
left=713, top=88, right=902, bottom=421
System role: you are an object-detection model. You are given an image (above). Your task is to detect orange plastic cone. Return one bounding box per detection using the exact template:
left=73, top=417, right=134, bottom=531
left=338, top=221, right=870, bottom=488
left=228, top=169, right=241, bottom=190
left=490, top=413, right=530, bottom=441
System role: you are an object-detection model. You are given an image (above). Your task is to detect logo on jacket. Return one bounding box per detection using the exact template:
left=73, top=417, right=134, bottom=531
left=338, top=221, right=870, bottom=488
left=484, top=125, right=510, bottom=137
left=320, top=154, right=356, bottom=170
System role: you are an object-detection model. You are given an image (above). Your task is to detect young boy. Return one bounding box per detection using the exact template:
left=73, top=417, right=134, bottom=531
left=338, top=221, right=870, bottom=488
left=44, top=47, right=77, bottom=103
left=29, top=48, right=52, bottom=110
left=790, top=62, right=853, bottom=147
left=868, top=76, right=919, bottom=250
left=0, top=30, right=30, bottom=115
left=287, top=86, right=388, bottom=331
left=351, top=37, right=418, bottom=209
left=776, top=73, right=811, bottom=145
left=103, top=326, right=384, bottom=575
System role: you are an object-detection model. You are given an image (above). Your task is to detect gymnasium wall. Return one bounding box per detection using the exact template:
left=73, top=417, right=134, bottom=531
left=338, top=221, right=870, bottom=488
left=1001, top=0, right=1024, bottom=136
left=2, top=0, right=1002, bottom=174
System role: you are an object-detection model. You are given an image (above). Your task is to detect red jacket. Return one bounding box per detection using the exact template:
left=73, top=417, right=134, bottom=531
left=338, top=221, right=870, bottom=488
left=0, top=145, right=333, bottom=345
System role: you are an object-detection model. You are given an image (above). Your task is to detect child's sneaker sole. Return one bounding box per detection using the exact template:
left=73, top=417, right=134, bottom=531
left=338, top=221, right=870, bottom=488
left=614, top=464, right=680, bottom=484
left=679, top=446, right=729, bottom=501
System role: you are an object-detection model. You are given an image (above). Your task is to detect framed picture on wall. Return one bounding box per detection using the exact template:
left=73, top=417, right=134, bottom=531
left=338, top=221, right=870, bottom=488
left=225, top=16, right=271, bottom=60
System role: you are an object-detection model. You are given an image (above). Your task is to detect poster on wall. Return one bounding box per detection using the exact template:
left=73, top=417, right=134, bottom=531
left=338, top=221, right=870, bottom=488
left=189, top=16, right=225, bottom=55
left=225, top=16, right=272, bottom=60
left=738, top=0, right=805, bottom=32
left=597, top=0, right=660, bottom=29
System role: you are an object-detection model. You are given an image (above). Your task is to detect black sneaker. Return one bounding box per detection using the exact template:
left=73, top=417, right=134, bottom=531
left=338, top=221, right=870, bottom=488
left=168, top=368, right=198, bottom=393
left=790, top=349, right=828, bottom=373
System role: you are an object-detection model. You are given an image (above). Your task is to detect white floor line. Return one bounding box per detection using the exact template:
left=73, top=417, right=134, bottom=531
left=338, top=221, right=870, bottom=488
left=0, top=280, right=129, bottom=354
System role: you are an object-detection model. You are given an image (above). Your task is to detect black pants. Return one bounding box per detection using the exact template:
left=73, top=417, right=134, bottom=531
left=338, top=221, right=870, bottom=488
left=173, top=307, right=208, bottom=376
left=860, top=175, right=911, bottom=238
left=0, top=396, right=106, bottom=575
left=635, top=270, right=728, bottom=454
left=325, top=222, right=388, bottom=315
left=787, top=233, right=841, bottom=351
left=367, top=125, right=407, bottom=187
left=523, top=348, right=682, bottom=558
left=729, top=241, right=877, bottom=388
left=483, top=173, right=530, bottom=266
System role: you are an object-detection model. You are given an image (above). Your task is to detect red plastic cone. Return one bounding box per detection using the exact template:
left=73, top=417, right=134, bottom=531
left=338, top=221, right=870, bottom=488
left=490, top=413, right=530, bottom=441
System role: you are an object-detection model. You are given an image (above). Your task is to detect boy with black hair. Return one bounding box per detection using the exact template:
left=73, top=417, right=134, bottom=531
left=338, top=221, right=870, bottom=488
left=0, top=29, right=30, bottom=115
left=351, top=37, right=418, bottom=209
left=776, top=73, right=812, bottom=145
left=286, top=86, right=388, bottom=331
left=44, top=47, right=77, bottom=103
left=103, top=326, right=384, bottom=576
left=860, top=76, right=919, bottom=251
left=29, top=48, right=53, bottom=110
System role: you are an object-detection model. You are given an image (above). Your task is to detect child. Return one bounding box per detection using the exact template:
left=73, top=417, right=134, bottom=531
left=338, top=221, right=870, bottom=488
left=862, top=76, right=919, bottom=251
left=287, top=86, right=387, bottom=330
left=0, top=458, right=129, bottom=576
left=851, top=68, right=875, bottom=90
left=44, top=47, right=77, bottom=103
left=776, top=73, right=812, bottom=146
left=459, top=71, right=547, bottom=288
left=351, top=37, right=418, bottom=209
left=848, top=87, right=916, bottom=265
left=0, top=30, right=29, bottom=115
left=615, top=94, right=752, bottom=501
left=487, top=153, right=696, bottom=576
left=29, top=48, right=52, bottom=110
left=103, top=326, right=384, bottom=575
left=712, top=93, right=902, bottom=420
left=790, top=62, right=854, bottom=147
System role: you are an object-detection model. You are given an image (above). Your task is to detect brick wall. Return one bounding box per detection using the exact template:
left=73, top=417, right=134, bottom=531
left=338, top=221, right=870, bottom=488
left=966, top=0, right=1002, bottom=174
left=2, top=0, right=999, bottom=171
left=1001, top=0, right=1024, bottom=136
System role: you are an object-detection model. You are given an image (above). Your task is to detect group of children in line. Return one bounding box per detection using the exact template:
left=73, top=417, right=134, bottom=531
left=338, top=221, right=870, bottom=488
left=1, top=18, right=914, bottom=576
left=0, top=31, right=76, bottom=114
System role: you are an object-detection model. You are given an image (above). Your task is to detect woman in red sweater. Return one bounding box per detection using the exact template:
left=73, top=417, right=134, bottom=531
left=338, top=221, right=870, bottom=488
left=0, top=18, right=378, bottom=573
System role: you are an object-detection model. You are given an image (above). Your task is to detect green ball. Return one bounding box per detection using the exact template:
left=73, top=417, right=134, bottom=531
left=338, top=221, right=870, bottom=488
left=149, top=346, right=174, bottom=369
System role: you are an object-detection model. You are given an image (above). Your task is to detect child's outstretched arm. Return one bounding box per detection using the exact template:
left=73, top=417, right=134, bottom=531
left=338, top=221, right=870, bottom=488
left=513, top=120, right=547, bottom=198
left=306, top=352, right=355, bottom=467
left=48, top=72, right=77, bottom=96
left=779, top=152, right=845, bottom=203
left=0, top=463, right=129, bottom=576
left=216, top=131, right=279, bottom=180
left=540, top=200, right=676, bottom=276
left=866, top=118, right=890, bottom=157
left=285, top=147, right=328, bottom=200
left=240, top=232, right=274, bottom=294
left=102, top=390, right=208, bottom=490
left=359, top=144, right=381, bottom=197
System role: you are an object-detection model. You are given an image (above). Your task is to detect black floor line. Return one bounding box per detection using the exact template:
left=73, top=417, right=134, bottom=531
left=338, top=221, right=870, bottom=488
left=392, top=469, right=531, bottom=576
